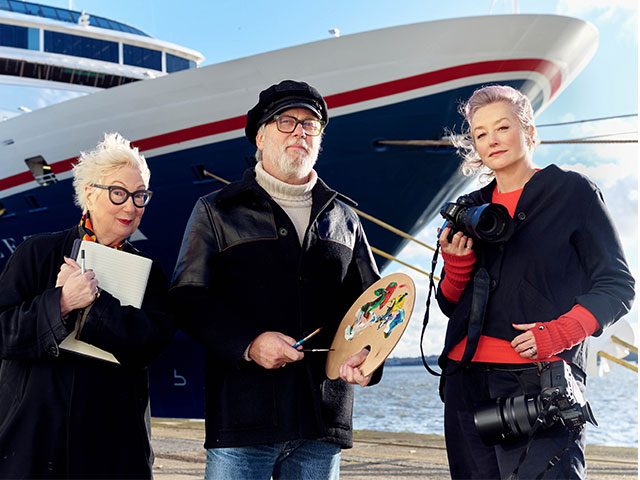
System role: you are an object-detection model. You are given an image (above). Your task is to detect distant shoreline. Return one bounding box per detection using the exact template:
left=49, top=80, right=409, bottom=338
left=387, top=353, right=639, bottom=366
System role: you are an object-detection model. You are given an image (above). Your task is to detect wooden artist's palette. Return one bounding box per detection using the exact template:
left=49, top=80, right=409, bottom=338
left=326, top=273, right=415, bottom=379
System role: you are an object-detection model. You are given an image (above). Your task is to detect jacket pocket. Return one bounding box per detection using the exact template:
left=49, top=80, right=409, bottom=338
left=321, top=379, right=353, bottom=430
left=316, top=207, right=356, bottom=250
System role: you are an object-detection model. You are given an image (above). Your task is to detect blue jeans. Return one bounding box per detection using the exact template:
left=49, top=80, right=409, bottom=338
left=205, top=439, right=341, bottom=480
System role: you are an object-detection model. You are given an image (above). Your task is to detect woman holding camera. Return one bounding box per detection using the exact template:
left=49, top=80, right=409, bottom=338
left=436, top=85, right=634, bottom=479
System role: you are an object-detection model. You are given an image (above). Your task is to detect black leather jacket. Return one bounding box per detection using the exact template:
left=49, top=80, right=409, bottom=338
left=171, top=168, right=380, bottom=449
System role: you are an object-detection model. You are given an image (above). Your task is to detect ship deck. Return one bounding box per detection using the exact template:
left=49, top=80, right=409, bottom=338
left=150, top=418, right=638, bottom=479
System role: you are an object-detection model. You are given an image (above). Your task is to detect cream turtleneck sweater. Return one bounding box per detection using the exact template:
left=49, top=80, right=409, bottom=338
left=254, top=162, right=317, bottom=245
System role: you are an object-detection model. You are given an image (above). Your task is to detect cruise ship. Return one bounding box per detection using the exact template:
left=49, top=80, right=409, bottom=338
left=0, top=1, right=598, bottom=417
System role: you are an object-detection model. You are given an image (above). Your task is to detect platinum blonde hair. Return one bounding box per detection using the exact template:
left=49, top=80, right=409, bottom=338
left=451, top=85, right=540, bottom=178
left=72, top=133, right=150, bottom=212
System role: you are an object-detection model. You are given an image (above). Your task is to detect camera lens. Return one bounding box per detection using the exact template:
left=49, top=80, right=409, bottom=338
left=460, top=204, right=514, bottom=242
left=474, top=395, right=540, bottom=445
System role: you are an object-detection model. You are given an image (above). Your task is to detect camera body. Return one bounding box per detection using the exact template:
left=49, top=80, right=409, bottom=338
left=439, top=197, right=514, bottom=243
left=473, top=361, right=598, bottom=446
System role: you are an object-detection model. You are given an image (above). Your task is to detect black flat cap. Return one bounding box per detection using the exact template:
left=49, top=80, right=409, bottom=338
left=245, top=80, right=328, bottom=145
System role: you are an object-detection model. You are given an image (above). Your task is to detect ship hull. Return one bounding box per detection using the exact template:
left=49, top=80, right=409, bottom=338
left=0, top=14, right=598, bottom=418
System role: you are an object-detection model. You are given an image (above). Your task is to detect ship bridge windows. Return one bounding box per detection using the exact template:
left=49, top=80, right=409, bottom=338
left=25, top=156, right=58, bottom=187
left=166, top=53, right=195, bottom=73
left=0, top=1, right=150, bottom=37
left=123, top=44, right=161, bottom=71
left=44, top=30, right=118, bottom=63
left=0, top=24, right=38, bottom=50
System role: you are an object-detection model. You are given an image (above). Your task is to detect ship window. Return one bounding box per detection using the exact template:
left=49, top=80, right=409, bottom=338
left=91, top=16, right=109, bottom=29
left=123, top=44, right=161, bottom=71
left=44, top=31, right=118, bottom=63
left=8, top=0, right=26, bottom=13
left=27, top=27, right=38, bottom=50
left=0, top=57, right=139, bottom=88
left=24, top=3, right=42, bottom=16
left=25, top=156, right=58, bottom=186
left=106, top=19, right=124, bottom=32
left=56, top=9, right=73, bottom=22
left=41, top=5, right=59, bottom=20
left=0, top=24, right=28, bottom=49
left=166, top=53, right=195, bottom=73
left=0, top=0, right=10, bottom=11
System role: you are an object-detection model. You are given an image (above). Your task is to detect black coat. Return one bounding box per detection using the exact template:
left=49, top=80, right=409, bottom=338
left=0, top=226, right=174, bottom=479
left=437, top=164, right=635, bottom=373
left=171, top=169, right=380, bottom=449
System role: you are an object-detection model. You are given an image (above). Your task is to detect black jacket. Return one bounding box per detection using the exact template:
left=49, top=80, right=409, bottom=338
left=437, top=164, right=635, bottom=374
left=171, top=169, right=380, bottom=449
left=0, top=226, right=174, bottom=479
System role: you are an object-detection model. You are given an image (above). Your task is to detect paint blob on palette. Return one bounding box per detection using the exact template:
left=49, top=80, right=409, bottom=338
left=326, top=273, right=415, bottom=379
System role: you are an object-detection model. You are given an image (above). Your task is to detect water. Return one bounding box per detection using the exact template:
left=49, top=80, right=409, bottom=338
left=353, top=364, right=638, bottom=447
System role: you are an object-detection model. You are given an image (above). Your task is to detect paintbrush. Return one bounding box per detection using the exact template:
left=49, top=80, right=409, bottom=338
left=292, top=327, right=322, bottom=348
left=300, top=348, right=335, bottom=352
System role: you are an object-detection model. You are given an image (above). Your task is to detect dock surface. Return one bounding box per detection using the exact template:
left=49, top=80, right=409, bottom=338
left=151, top=418, right=638, bottom=479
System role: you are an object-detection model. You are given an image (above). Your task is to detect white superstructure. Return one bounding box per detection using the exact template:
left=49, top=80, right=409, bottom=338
left=0, top=0, right=204, bottom=92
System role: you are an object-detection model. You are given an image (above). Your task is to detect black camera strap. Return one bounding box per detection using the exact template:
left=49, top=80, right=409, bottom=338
left=420, top=244, right=491, bottom=377
left=507, top=390, right=576, bottom=480
left=420, top=242, right=443, bottom=376
left=506, top=399, right=553, bottom=480
left=458, top=267, right=490, bottom=367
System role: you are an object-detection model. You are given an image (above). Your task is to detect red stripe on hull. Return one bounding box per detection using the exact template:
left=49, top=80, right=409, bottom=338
left=1, top=58, right=560, bottom=192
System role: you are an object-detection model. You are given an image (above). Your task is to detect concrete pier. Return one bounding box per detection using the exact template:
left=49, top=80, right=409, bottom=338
left=151, top=418, right=638, bottom=479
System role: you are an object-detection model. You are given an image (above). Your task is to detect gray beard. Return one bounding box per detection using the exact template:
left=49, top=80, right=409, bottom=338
left=267, top=137, right=320, bottom=178
left=275, top=148, right=318, bottom=177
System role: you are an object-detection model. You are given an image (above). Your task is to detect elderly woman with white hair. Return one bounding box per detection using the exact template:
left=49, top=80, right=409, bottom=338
left=0, top=133, right=174, bottom=479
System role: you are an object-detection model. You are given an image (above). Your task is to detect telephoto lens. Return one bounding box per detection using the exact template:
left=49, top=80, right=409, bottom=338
left=473, top=395, right=543, bottom=445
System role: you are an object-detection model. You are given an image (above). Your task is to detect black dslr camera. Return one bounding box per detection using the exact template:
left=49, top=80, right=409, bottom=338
left=439, top=196, right=514, bottom=243
left=473, top=361, right=598, bottom=446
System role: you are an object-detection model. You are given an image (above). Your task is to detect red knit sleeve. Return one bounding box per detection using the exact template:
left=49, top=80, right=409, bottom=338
left=440, top=250, right=476, bottom=303
left=532, top=304, right=600, bottom=359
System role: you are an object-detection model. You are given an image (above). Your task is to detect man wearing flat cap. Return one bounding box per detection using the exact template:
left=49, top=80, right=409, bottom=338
left=171, top=80, right=381, bottom=479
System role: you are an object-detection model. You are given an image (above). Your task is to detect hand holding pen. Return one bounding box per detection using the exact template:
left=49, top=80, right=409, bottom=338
left=58, top=257, right=98, bottom=316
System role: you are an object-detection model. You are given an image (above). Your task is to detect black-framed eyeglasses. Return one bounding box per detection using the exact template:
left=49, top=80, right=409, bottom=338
left=91, top=184, right=153, bottom=208
left=273, top=115, right=325, bottom=136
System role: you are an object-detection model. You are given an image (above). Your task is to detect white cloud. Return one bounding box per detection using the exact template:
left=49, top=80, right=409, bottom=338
left=558, top=0, right=638, bottom=17
left=556, top=0, right=638, bottom=42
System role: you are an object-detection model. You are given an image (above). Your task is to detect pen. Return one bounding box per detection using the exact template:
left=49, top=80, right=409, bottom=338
left=81, top=249, right=85, bottom=274
left=300, top=348, right=334, bottom=352
left=292, top=327, right=322, bottom=349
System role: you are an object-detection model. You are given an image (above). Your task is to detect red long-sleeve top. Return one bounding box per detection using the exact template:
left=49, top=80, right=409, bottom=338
left=442, top=183, right=600, bottom=363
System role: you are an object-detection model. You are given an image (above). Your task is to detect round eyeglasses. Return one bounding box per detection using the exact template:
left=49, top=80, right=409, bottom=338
left=91, top=184, right=153, bottom=208
left=273, top=115, right=325, bottom=136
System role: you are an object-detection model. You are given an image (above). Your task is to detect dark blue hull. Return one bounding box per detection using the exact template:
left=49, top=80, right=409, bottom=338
left=0, top=80, right=533, bottom=418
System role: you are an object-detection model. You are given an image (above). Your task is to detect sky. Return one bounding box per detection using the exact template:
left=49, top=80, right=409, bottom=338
left=0, top=0, right=637, bottom=360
